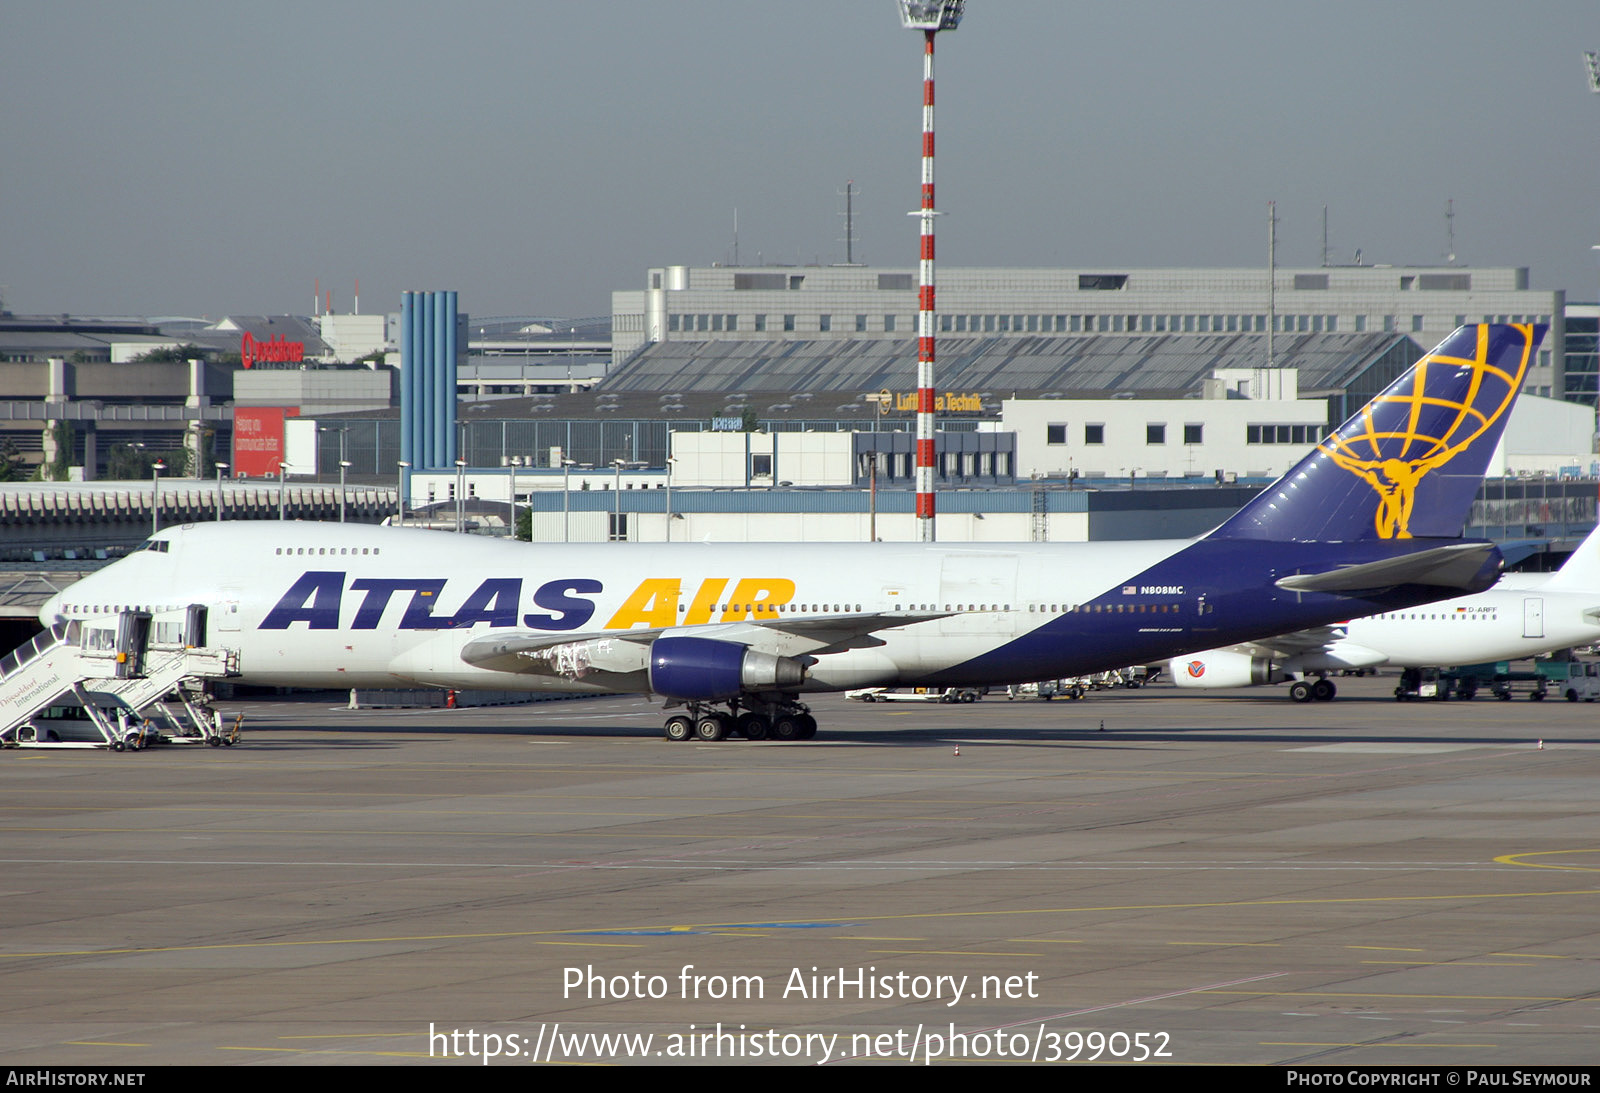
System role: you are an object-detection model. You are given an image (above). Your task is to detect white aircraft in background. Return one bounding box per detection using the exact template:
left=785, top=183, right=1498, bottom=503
left=38, top=325, right=1541, bottom=739
left=1169, top=520, right=1600, bottom=702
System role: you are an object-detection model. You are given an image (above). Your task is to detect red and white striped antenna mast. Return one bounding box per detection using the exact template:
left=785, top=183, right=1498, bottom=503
left=897, top=1, right=964, bottom=542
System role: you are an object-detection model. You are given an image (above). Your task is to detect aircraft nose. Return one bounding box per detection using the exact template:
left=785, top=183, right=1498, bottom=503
left=39, top=589, right=65, bottom=627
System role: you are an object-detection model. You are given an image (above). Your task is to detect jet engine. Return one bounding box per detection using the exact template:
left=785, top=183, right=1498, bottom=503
left=648, top=636, right=807, bottom=700
left=1169, top=650, right=1286, bottom=689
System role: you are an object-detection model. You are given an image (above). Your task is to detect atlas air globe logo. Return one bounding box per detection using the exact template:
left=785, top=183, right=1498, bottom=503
left=1186, top=660, right=1206, bottom=678
left=1319, top=324, right=1535, bottom=539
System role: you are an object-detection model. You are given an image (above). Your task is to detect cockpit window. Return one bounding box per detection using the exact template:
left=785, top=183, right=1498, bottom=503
left=133, top=539, right=170, bottom=554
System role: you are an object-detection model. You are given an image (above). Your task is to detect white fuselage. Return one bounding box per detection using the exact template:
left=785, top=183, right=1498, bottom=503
left=1337, top=582, right=1600, bottom=667
left=43, top=522, right=1194, bottom=692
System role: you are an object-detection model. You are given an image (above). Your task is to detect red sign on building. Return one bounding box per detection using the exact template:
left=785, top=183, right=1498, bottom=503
left=232, top=407, right=299, bottom=476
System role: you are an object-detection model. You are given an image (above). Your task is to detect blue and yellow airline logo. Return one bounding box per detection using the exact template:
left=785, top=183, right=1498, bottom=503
left=261, top=572, right=797, bottom=632
left=1320, top=324, right=1535, bottom=539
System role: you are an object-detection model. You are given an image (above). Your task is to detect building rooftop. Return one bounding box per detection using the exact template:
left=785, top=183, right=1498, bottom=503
left=602, top=331, right=1421, bottom=401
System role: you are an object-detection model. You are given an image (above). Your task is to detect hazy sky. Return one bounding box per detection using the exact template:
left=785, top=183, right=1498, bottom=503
left=4, top=1, right=1597, bottom=321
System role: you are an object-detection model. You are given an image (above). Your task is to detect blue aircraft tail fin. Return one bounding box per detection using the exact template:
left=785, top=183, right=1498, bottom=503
left=1210, top=323, right=1543, bottom=542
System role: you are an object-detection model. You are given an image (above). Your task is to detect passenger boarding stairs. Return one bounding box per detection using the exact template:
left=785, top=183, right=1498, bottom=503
left=0, top=605, right=237, bottom=749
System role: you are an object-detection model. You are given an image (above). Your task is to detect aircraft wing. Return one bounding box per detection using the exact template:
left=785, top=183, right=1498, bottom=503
left=459, top=611, right=950, bottom=676
left=1232, top=625, right=1347, bottom=659
left=1274, top=542, right=1498, bottom=594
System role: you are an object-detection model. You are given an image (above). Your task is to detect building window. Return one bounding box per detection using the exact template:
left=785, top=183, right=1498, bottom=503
left=884, top=314, right=897, bottom=332
left=1412, top=315, right=1424, bottom=332
left=819, top=315, right=831, bottom=332
left=668, top=314, right=681, bottom=332
left=1146, top=423, right=1166, bottom=445
left=1078, top=274, right=1129, bottom=290
left=783, top=314, right=795, bottom=332
left=1184, top=423, right=1203, bottom=445
left=1047, top=424, right=1067, bottom=445
left=735, top=273, right=787, bottom=290
left=754, top=314, right=767, bottom=332
left=751, top=454, right=773, bottom=477
left=1085, top=424, right=1104, bottom=445
left=608, top=513, right=629, bottom=542
left=1248, top=424, right=1318, bottom=444
left=856, top=314, right=868, bottom=332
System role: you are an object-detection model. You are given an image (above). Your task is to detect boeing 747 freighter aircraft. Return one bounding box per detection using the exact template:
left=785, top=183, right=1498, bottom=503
left=39, top=325, right=1542, bottom=740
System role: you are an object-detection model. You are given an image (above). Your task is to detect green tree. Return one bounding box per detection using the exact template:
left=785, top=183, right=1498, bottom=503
left=106, top=443, right=182, bottom=481
left=0, top=440, right=27, bottom=482
left=133, top=344, right=206, bottom=363
left=39, top=421, right=71, bottom=482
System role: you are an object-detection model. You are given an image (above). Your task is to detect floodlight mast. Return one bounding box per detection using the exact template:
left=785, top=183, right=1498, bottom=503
left=898, top=1, right=963, bottom=542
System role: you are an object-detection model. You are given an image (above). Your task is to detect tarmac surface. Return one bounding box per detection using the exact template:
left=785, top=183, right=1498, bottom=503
left=3, top=675, right=1599, bottom=1066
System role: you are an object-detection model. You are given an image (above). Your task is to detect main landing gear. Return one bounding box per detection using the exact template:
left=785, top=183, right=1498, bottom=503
left=663, top=697, right=818, bottom=742
left=1288, top=677, right=1337, bottom=703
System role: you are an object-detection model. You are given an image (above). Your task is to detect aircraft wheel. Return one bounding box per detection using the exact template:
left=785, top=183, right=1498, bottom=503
left=771, top=715, right=802, bottom=741
left=1313, top=679, right=1336, bottom=701
left=694, top=715, right=728, bottom=742
left=796, top=715, right=817, bottom=740
left=1289, top=680, right=1313, bottom=703
left=664, top=715, right=693, bottom=742
left=737, top=712, right=769, bottom=741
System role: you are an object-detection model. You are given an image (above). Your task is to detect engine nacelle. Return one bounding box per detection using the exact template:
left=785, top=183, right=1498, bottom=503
left=648, top=636, right=807, bottom=700
left=1170, top=650, right=1286, bottom=689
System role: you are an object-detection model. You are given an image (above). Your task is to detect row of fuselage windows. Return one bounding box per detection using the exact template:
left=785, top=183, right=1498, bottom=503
left=59, top=603, right=180, bottom=616
left=703, top=602, right=1193, bottom=616
left=667, top=313, right=1553, bottom=337
left=274, top=546, right=383, bottom=556
left=1370, top=611, right=1500, bottom=621
left=52, top=598, right=1209, bottom=621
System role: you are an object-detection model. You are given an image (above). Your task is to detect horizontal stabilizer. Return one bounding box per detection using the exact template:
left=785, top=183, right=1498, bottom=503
left=1274, top=542, right=1498, bottom=594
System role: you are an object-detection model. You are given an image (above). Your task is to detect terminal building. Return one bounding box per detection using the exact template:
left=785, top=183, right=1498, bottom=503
left=612, top=264, right=1569, bottom=397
